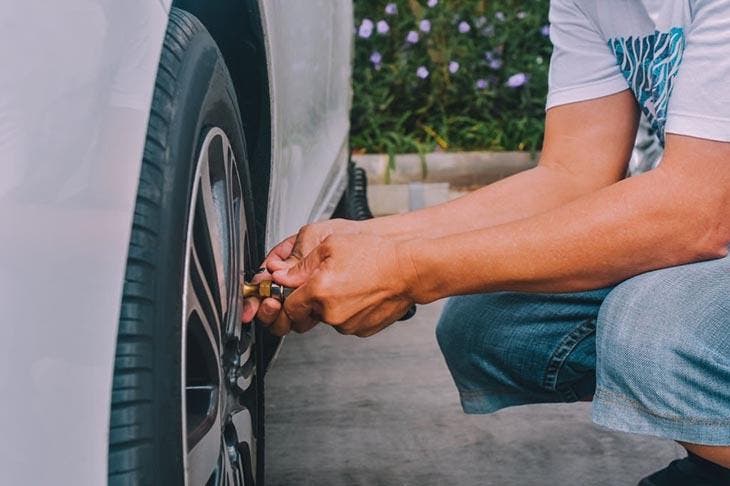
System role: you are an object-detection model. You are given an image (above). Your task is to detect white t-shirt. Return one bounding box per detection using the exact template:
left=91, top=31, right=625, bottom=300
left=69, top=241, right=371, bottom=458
left=547, top=0, right=730, bottom=144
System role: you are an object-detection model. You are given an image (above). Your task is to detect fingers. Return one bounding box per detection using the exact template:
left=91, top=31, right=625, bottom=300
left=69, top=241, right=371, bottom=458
left=265, top=296, right=317, bottom=336
left=243, top=246, right=322, bottom=333
left=291, top=318, right=319, bottom=334
left=242, top=228, right=336, bottom=335
left=269, top=307, right=293, bottom=337
left=266, top=223, right=333, bottom=273
left=272, top=243, right=327, bottom=289
left=328, top=300, right=408, bottom=338
left=282, top=284, right=316, bottom=324
left=251, top=267, right=269, bottom=283
left=257, top=297, right=282, bottom=325
left=265, top=235, right=296, bottom=273
left=241, top=296, right=259, bottom=323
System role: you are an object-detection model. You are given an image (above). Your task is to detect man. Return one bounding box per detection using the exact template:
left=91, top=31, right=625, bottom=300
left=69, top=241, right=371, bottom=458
left=243, top=1, right=730, bottom=484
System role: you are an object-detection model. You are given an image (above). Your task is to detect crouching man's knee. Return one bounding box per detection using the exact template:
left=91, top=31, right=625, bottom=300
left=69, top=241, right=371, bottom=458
left=593, top=261, right=730, bottom=445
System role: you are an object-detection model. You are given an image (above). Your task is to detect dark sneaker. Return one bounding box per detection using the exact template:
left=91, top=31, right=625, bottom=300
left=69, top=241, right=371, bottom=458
left=639, top=454, right=730, bottom=486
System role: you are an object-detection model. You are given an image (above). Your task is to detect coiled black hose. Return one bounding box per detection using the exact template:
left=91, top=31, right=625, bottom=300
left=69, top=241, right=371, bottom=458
left=334, top=161, right=374, bottom=221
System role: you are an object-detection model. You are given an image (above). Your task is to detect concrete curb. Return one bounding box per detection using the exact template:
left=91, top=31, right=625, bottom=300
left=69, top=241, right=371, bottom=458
left=367, top=183, right=452, bottom=216
left=353, top=151, right=538, bottom=188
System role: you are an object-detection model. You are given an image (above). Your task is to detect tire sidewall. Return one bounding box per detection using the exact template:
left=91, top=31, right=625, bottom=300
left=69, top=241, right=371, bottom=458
left=110, top=13, right=259, bottom=484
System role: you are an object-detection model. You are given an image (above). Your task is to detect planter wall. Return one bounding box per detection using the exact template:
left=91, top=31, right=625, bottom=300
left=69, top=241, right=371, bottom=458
left=353, top=151, right=539, bottom=188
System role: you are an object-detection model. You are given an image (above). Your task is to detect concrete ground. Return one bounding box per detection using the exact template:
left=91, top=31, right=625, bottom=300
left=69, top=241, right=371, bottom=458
left=265, top=301, right=683, bottom=486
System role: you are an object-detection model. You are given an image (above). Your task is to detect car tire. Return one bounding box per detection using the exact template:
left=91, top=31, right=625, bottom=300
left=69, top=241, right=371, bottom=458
left=108, top=8, right=264, bottom=485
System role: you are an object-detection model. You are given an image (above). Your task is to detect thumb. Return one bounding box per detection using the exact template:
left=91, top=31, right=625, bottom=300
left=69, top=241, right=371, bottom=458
left=272, top=244, right=326, bottom=288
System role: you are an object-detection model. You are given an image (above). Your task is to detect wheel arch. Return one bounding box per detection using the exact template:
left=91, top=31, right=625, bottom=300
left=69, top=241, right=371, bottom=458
left=171, top=0, right=272, bottom=253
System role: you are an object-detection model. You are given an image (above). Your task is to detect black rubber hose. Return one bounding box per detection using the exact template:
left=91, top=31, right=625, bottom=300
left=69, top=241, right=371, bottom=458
left=334, top=161, right=374, bottom=221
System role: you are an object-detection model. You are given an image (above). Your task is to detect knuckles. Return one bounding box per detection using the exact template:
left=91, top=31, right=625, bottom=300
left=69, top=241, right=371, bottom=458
left=298, top=223, right=314, bottom=239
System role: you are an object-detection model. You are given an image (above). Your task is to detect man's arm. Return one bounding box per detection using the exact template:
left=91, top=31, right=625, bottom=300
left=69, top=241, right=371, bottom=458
left=402, top=133, right=730, bottom=302
left=279, top=112, right=730, bottom=337
left=263, top=90, right=638, bottom=265
left=362, top=90, right=639, bottom=240
left=246, top=91, right=639, bottom=326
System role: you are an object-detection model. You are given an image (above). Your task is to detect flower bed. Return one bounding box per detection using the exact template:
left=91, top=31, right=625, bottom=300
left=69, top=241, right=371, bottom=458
left=351, top=0, right=551, bottom=155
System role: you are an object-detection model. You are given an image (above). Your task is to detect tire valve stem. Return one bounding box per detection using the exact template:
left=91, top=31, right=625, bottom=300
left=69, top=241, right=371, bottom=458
left=241, top=280, right=292, bottom=302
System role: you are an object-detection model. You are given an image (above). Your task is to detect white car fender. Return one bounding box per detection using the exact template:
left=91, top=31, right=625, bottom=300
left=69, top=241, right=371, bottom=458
left=0, top=1, right=167, bottom=484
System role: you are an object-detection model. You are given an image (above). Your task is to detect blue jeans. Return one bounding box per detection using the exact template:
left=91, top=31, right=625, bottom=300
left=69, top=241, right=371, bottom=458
left=436, top=255, right=730, bottom=445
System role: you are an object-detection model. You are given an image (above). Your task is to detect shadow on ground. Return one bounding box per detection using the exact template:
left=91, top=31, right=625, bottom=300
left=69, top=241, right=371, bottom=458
left=265, top=301, right=682, bottom=486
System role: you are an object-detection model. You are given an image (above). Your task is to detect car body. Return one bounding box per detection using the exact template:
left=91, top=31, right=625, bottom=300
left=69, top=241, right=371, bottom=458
left=0, top=1, right=353, bottom=484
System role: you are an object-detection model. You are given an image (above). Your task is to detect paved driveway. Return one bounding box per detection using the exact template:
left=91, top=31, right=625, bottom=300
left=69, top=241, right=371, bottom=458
left=265, top=301, right=682, bottom=486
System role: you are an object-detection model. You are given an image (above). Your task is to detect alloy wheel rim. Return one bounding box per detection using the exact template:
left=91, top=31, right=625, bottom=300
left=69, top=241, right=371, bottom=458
left=182, top=128, right=257, bottom=485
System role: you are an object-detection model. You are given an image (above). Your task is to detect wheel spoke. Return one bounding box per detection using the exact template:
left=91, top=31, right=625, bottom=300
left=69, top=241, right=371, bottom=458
left=230, top=409, right=255, bottom=484
left=223, top=145, right=243, bottom=339
left=196, top=134, right=231, bottom=325
left=222, top=424, right=243, bottom=486
left=234, top=358, right=254, bottom=393
left=230, top=409, right=253, bottom=452
left=186, top=411, right=222, bottom=485
left=184, top=275, right=220, bottom=368
left=189, top=244, right=223, bottom=343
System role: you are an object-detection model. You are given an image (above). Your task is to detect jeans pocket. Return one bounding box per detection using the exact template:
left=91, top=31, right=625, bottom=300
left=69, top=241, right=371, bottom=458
left=543, top=318, right=597, bottom=401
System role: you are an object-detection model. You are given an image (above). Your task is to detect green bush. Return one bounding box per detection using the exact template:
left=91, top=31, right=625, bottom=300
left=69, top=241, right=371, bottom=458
left=351, top=0, right=552, bottom=155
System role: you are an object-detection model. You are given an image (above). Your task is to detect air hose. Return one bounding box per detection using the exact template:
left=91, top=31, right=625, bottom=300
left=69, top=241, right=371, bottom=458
left=334, top=161, right=374, bottom=221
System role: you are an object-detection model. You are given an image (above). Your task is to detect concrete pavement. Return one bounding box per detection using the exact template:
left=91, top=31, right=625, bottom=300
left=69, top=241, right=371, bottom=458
left=265, top=301, right=682, bottom=486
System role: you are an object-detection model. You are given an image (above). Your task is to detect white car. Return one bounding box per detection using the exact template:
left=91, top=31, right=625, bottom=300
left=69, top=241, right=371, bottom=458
left=0, top=1, right=353, bottom=484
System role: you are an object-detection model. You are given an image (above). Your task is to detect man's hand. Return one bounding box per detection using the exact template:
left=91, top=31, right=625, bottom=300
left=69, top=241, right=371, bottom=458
left=240, top=218, right=362, bottom=330
left=265, top=218, right=359, bottom=273
left=271, top=233, right=416, bottom=337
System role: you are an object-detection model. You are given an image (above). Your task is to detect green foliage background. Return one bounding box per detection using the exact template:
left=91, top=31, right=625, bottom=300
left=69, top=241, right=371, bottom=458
left=351, top=0, right=552, bottom=154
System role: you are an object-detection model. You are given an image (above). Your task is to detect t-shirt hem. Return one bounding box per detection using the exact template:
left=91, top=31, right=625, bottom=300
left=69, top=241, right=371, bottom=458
left=665, top=112, right=730, bottom=142
left=546, top=77, right=628, bottom=110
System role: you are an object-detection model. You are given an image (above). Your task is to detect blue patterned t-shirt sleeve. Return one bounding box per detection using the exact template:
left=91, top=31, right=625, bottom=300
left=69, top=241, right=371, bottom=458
left=608, top=27, right=686, bottom=146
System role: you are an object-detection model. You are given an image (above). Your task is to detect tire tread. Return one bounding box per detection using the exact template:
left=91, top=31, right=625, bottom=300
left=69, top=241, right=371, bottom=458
left=108, top=8, right=207, bottom=482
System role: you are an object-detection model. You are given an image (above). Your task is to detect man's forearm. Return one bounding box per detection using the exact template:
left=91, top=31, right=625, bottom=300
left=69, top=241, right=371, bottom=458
left=360, top=163, right=615, bottom=241
left=401, top=165, right=729, bottom=303
left=359, top=92, right=638, bottom=242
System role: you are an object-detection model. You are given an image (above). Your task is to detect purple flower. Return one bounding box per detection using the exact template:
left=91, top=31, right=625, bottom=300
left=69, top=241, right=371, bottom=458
left=377, top=20, right=390, bottom=34
left=506, top=72, right=529, bottom=88
left=540, top=24, right=550, bottom=37
left=419, top=19, right=432, bottom=33
left=406, top=30, right=419, bottom=44
left=385, top=3, right=397, bottom=15
left=516, top=11, right=527, bottom=20
left=369, top=51, right=382, bottom=67
left=495, top=11, right=506, bottom=22
left=358, top=18, right=374, bottom=38
left=489, top=58, right=503, bottom=70
left=484, top=50, right=497, bottom=62
left=427, top=0, right=438, bottom=7
left=416, top=66, right=430, bottom=79
left=475, top=78, right=489, bottom=90
left=448, top=61, right=460, bottom=73
left=458, top=21, right=471, bottom=33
